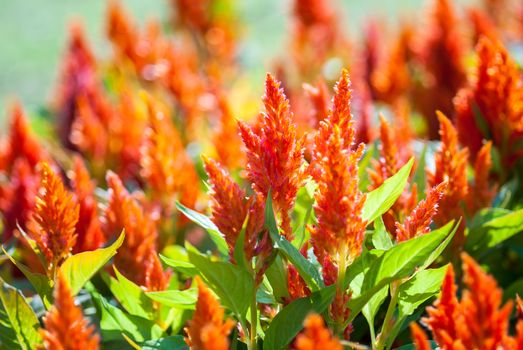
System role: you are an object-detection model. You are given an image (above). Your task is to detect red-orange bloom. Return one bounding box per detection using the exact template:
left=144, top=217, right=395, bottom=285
left=466, top=141, right=496, bottom=215
left=103, top=171, right=158, bottom=287
left=203, top=156, right=264, bottom=261
left=414, top=0, right=467, bottom=138
left=455, top=36, right=523, bottom=167
left=309, top=70, right=367, bottom=263
left=410, top=323, right=432, bottom=350
left=144, top=251, right=171, bottom=292
left=294, top=314, right=342, bottom=350
left=40, top=272, right=99, bottom=350
left=54, top=23, right=97, bottom=149
left=140, top=94, right=199, bottom=209
left=238, top=73, right=306, bottom=239
left=29, top=163, right=79, bottom=274
left=421, top=253, right=517, bottom=349
left=395, top=182, right=447, bottom=242
left=427, top=112, right=468, bottom=244
left=69, top=157, right=105, bottom=253
left=185, top=276, right=235, bottom=350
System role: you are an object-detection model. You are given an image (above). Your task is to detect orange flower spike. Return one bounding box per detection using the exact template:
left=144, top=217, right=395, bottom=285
left=458, top=253, right=513, bottom=349
left=467, top=141, right=496, bottom=215
left=140, top=94, right=199, bottom=208
left=1, top=102, right=45, bottom=171
left=144, top=250, right=171, bottom=292
left=103, top=171, right=157, bottom=286
left=185, top=276, right=235, bottom=350
left=424, top=264, right=461, bottom=349
left=294, top=314, right=342, bottom=350
left=69, top=157, right=105, bottom=253
left=303, top=79, right=330, bottom=127
left=238, top=73, right=305, bottom=239
left=310, top=70, right=367, bottom=263
left=203, top=156, right=259, bottom=260
left=369, top=115, right=399, bottom=188
left=395, top=182, right=447, bottom=242
left=428, top=112, right=468, bottom=240
left=40, top=272, right=99, bottom=350
left=30, top=163, right=79, bottom=273
left=410, top=323, right=432, bottom=350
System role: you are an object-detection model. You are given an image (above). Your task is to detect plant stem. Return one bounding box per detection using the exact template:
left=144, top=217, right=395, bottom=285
left=249, top=285, right=258, bottom=350
left=375, top=282, right=399, bottom=350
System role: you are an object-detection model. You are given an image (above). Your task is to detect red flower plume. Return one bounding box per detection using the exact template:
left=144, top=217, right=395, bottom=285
left=238, top=73, right=306, bottom=239
left=294, top=314, right=342, bottom=350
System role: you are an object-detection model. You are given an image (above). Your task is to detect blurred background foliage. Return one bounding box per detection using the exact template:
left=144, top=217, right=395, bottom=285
left=0, top=0, right=475, bottom=121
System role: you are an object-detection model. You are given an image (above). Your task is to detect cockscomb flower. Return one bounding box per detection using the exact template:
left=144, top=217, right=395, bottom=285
left=466, top=141, right=496, bottom=215
left=427, top=112, right=468, bottom=244
left=54, top=23, right=97, bottom=149
left=185, top=276, right=235, bottom=350
left=144, top=250, right=171, bottom=292
left=40, top=272, right=99, bottom=350
left=0, top=102, right=46, bottom=172
left=303, top=79, right=330, bottom=128
left=103, top=171, right=158, bottom=287
left=203, top=156, right=265, bottom=261
left=29, top=163, right=79, bottom=275
left=409, top=323, right=432, bottom=350
left=69, top=157, right=105, bottom=253
left=414, top=0, right=467, bottom=138
left=455, top=36, right=523, bottom=167
left=0, top=159, right=39, bottom=242
left=294, top=314, right=342, bottom=350
left=395, top=182, right=447, bottom=242
left=238, top=73, right=306, bottom=239
left=211, top=90, right=245, bottom=170
left=140, top=93, right=199, bottom=209
left=309, top=70, right=367, bottom=264
left=413, top=253, right=519, bottom=349
left=309, top=70, right=367, bottom=330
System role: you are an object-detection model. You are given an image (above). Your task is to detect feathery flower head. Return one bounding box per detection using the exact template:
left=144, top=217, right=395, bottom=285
left=140, top=93, right=200, bottom=209
left=428, top=112, right=468, bottom=242
left=303, top=79, right=330, bottom=128
left=294, top=314, right=342, bottom=350
left=414, top=0, right=467, bottom=138
left=410, top=323, right=432, bottom=350
left=309, top=70, right=367, bottom=263
left=238, top=73, right=305, bottom=239
left=395, top=182, right=447, bottom=242
left=466, top=141, right=496, bottom=215
left=30, top=163, right=79, bottom=273
left=421, top=253, right=516, bottom=349
left=1, top=102, right=46, bottom=172
left=203, top=156, right=264, bottom=261
left=69, top=157, right=105, bottom=253
left=185, top=276, right=235, bottom=350
left=144, top=250, right=171, bottom=292
left=54, top=22, right=97, bottom=149
left=455, top=36, right=523, bottom=167
left=40, top=272, right=99, bottom=350
left=103, top=171, right=157, bottom=286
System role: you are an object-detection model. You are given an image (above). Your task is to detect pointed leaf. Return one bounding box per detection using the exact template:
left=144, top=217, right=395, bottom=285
left=145, top=289, right=197, bottom=309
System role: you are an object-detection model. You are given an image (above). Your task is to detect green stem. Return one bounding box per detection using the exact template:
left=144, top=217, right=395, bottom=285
left=375, top=282, right=399, bottom=350
left=248, top=282, right=258, bottom=350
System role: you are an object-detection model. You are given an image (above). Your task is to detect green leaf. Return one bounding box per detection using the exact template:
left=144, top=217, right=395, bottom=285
left=263, top=286, right=336, bottom=350
left=394, top=341, right=438, bottom=350
left=145, top=289, right=197, bottom=309
left=397, top=265, right=448, bottom=319
left=372, top=216, right=393, bottom=250
left=362, top=285, right=388, bottom=337
left=347, top=221, right=457, bottom=322
left=136, top=336, right=189, bottom=350
left=233, top=218, right=249, bottom=269
left=466, top=209, right=523, bottom=255
left=187, top=244, right=254, bottom=319
left=362, top=158, right=414, bottom=223
left=2, top=247, right=53, bottom=308
left=159, top=255, right=197, bottom=276
left=265, top=255, right=290, bottom=302
left=0, top=278, right=42, bottom=350
left=175, top=202, right=228, bottom=256
left=265, top=193, right=324, bottom=290
left=412, top=144, right=427, bottom=199
left=91, top=291, right=163, bottom=342
left=61, top=232, right=125, bottom=295
left=102, top=267, right=154, bottom=319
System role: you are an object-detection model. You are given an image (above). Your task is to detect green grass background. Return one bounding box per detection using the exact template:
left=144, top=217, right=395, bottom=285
left=0, top=0, right=474, bottom=123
